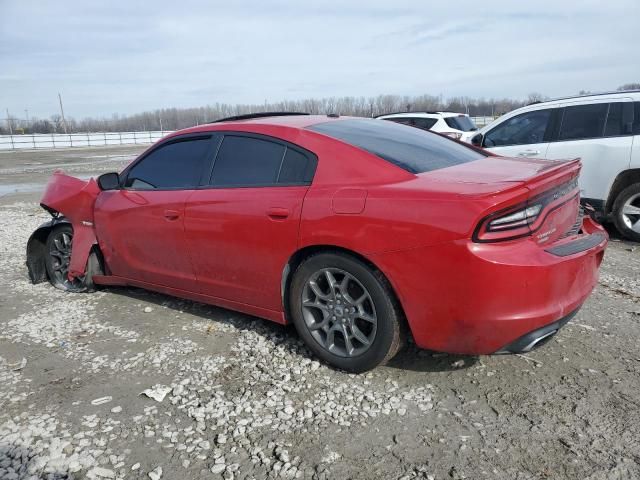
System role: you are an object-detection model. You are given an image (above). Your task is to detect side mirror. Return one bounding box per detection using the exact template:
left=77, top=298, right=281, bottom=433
left=471, top=133, right=483, bottom=147
left=97, top=172, right=120, bottom=191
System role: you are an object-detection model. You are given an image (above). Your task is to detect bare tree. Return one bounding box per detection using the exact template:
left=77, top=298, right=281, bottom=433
left=617, top=83, right=640, bottom=91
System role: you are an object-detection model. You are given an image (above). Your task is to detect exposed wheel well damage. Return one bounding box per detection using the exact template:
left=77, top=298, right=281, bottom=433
left=281, top=245, right=409, bottom=332
left=26, top=218, right=70, bottom=284
left=606, top=169, right=640, bottom=213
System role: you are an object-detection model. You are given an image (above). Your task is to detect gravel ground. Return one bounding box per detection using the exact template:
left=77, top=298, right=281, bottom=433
left=0, top=147, right=639, bottom=480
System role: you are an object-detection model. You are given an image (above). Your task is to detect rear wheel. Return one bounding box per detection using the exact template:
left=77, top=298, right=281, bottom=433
left=44, top=224, right=97, bottom=292
left=289, top=252, right=404, bottom=372
left=612, top=183, right=640, bottom=242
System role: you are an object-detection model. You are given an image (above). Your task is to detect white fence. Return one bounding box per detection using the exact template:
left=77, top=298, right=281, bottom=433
left=0, top=131, right=173, bottom=151
left=0, top=118, right=499, bottom=151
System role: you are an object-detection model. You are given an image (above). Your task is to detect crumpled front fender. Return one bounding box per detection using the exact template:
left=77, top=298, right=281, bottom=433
left=34, top=171, right=101, bottom=280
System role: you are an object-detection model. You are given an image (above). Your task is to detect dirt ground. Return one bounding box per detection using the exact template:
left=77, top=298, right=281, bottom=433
left=0, top=146, right=639, bottom=480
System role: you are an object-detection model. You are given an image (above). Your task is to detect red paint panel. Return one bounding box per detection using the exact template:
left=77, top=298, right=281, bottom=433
left=94, top=189, right=199, bottom=291
left=184, top=186, right=308, bottom=311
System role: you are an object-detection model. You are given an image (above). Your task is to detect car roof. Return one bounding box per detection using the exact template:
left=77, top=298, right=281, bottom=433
left=527, top=90, right=640, bottom=106
left=173, top=114, right=343, bottom=136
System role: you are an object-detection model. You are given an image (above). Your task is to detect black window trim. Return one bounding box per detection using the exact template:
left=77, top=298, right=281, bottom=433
left=120, top=132, right=221, bottom=191
left=203, top=131, right=318, bottom=189
left=551, top=101, right=635, bottom=143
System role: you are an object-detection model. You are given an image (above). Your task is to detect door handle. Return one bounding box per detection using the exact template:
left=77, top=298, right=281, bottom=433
left=518, top=150, right=540, bottom=157
left=163, top=209, right=181, bottom=221
left=267, top=207, right=289, bottom=220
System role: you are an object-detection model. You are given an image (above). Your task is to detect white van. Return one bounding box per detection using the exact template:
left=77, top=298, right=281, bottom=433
left=465, top=91, right=640, bottom=241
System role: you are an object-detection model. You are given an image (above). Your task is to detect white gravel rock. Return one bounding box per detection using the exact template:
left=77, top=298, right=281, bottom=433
left=148, top=466, right=163, bottom=479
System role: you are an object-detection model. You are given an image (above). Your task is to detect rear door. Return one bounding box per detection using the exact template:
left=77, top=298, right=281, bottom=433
left=482, top=107, right=556, bottom=159
left=544, top=100, right=634, bottom=202
left=184, top=133, right=317, bottom=312
left=94, top=134, right=219, bottom=291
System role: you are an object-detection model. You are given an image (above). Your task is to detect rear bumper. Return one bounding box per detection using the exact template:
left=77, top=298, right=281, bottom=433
left=494, top=308, right=578, bottom=354
left=370, top=217, right=607, bottom=355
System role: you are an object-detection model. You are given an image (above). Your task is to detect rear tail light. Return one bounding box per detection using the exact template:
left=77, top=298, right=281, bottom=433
left=487, top=204, right=542, bottom=231
left=474, top=177, right=579, bottom=243
left=440, top=131, right=462, bottom=140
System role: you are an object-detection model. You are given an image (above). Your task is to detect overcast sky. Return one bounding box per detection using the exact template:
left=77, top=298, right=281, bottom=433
left=1, top=0, right=638, bottom=120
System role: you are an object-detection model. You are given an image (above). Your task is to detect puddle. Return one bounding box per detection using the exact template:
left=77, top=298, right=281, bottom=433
left=0, top=155, right=136, bottom=175
left=0, top=183, right=44, bottom=195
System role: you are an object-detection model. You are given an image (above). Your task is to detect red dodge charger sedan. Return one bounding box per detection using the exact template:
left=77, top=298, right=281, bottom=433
left=27, top=113, right=608, bottom=372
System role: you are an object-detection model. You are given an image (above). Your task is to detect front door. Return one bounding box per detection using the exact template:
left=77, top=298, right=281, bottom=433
left=483, top=107, right=554, bottom=159
left=94, top=134, right=218, bottom=291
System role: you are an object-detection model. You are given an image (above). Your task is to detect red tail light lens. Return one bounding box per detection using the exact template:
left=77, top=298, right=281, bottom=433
left=473, top=177, right=579, bottom=243
left=474, top=202, right=543, bottom=242
left=487, top=204, right=542, bottom=231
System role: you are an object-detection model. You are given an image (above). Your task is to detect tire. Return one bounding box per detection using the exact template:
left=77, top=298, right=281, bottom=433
left=612, top=183, right=640, bottom=243
left=44, top=224, right=99, bottom=292
left=289, top=252, right=405, bottom=373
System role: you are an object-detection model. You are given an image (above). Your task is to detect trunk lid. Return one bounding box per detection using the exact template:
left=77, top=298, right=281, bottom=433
left=413, top=155, right=582, bottom=244
left=420, top=155, right=580, bottom=186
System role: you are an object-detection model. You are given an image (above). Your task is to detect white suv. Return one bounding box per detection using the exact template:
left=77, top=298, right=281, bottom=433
left=465, top=91, right=640, bottom=242
left=376, top=111, right=478, bottom=140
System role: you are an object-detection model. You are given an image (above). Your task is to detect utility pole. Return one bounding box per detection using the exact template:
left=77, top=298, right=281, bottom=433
left=58, top=92, right=68, bottom=134
left=5, top=109, right=13, bottom=135
left=24, top=109, right=29, bottom=125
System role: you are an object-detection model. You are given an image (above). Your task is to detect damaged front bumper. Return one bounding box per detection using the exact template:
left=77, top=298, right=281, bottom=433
left=26, top=171, right=101, bottom=283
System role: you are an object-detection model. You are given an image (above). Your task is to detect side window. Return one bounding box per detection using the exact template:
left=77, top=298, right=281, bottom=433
left=634, top=102, right=640, bottom=135
left=412, top=118, right=437, bottom=130
left=558, top=103, right=608, bottom=141
left=278, top=147, right=316, bottom=184
left=385, top=117, right=436, bottom=130
left=484, top=109, right=551, bottom=147
left=210, top=135, right=317, bottom=187
left=210, top=136, right=285, bottom=186
left=124, top=137, right=211, bottom=189
left=604, top=103, right=624, bottom=137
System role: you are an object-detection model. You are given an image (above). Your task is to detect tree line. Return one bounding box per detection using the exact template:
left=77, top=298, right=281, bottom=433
left=3, top=83, right=639, bottom=135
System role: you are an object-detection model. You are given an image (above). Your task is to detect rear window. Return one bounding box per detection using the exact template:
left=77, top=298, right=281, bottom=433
left=444, top=116, right=477, bottom=132
left=309, top=118, right=486, bottom=174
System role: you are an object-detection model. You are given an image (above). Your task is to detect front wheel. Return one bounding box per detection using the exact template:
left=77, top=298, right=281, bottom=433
left=44, top=224, right=97, bottom=292
left=289, top=252, right=404, bottom=373
left=612, top=183, right=640, bottom=243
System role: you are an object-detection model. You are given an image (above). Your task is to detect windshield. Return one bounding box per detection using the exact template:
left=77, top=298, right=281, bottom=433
left=308, top=118, right=486, bottom=174
left=444, top=116, right=477, bottom=132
